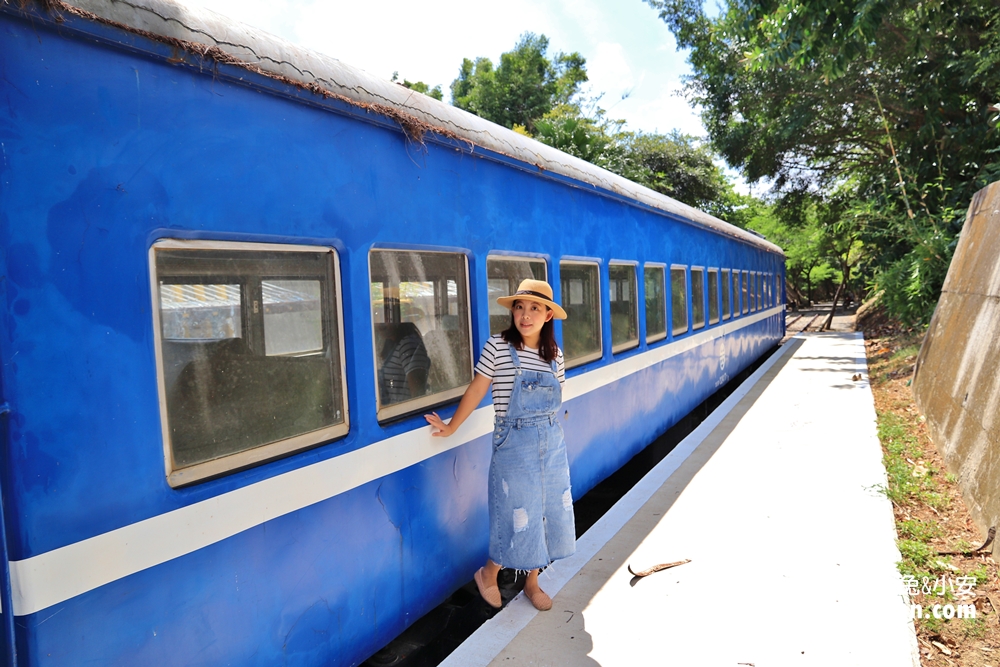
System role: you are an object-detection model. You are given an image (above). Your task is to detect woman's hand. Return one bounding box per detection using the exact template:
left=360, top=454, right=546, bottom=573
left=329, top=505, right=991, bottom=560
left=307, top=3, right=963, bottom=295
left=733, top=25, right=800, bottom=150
left=424, top=374, right=491, bottom=438
left=425, top=412, right=455, bottom=437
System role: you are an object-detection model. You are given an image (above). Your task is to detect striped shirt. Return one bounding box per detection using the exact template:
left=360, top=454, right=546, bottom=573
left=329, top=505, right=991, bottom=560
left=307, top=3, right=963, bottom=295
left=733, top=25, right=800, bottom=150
left=475, top=334, right=566, bottom=417
left=378, top=330, right=431, bottom=405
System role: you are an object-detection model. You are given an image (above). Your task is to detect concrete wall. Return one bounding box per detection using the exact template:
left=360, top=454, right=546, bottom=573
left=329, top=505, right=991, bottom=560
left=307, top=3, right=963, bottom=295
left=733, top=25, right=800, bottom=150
left=914, top=180, right=1000, bottom=551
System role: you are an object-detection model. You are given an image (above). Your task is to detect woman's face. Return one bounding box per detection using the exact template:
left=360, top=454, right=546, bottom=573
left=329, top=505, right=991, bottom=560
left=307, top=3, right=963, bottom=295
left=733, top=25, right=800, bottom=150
left=512, top=299, right=554, bottom=342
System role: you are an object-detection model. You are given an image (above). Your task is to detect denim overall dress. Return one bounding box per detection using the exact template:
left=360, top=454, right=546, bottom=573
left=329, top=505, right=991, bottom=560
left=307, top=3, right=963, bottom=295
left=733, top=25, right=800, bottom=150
left=488, top=345, right=576, bottom=571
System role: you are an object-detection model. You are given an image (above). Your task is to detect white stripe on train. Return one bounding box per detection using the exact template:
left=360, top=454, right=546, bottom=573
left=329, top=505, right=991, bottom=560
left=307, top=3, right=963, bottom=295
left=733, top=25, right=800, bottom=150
left=8, top=307, right=783, bottom=616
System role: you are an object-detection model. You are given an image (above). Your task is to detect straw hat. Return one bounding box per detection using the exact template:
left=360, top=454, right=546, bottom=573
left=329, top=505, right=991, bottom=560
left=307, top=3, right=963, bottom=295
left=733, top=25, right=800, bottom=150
left=496, top=279, right=567, bottom=320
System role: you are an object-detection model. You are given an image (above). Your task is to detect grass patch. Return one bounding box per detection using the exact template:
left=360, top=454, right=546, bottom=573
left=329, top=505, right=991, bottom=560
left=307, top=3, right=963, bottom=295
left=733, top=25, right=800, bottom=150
left=866, top=326, right=1000, bottom=656
left=878, top=411, right=945, bottom=508
left=898, top=519, right=942, bottom=542
left=962, top=616, right=986, bottom=639
left=890, top=344, right=920, bottom=362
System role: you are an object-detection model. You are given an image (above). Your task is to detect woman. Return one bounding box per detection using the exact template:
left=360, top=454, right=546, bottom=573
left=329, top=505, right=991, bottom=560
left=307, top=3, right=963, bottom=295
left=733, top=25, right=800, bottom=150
left=425, top=279, right=575, bottom=612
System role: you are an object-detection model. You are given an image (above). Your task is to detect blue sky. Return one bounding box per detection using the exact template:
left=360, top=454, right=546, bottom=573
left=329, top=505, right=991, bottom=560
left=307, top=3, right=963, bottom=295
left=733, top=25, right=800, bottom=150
left=182, top=0, right=705, bottom=138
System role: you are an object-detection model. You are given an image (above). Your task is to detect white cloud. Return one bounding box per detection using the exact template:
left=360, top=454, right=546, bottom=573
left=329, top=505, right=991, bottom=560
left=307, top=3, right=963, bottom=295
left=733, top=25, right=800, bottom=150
left=180, top=0, right=705, bottom=136
left=587, top=42, right=634, bottom=100
left=625, top=82, right=704, bottom=137
left=292, top=0, right=569, bottom=90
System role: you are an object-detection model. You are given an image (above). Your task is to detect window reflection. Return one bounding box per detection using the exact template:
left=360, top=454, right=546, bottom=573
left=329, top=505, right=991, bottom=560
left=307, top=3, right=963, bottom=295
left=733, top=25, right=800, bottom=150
left=721, top=269, right=731, bottom=321
left=742, top=271, right=749, bottom=314
left=610, top=264, right=638, bottom=352
left=369, top=250, right=472, bottom=421
left=264, top=280, right=322, bottom=356
left=154, top=242, right=347, bottom=487
left=691, top=268, right=705, bottom=330
left=560, top=262, right=602, bottom=367
left=645, top=265, right=666, bottom=342
left=671, top=266, right=688, bottom=336
left=708, top=270, right=720, bottom=325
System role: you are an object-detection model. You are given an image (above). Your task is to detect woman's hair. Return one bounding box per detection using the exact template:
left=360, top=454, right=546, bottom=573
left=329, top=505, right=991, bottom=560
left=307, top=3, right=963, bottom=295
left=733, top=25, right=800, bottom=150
left=501, top=302, right=559, bottom=363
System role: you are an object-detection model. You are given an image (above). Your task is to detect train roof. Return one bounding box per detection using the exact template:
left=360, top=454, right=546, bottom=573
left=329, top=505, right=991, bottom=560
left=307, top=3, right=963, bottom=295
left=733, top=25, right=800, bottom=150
left=42, top=0, right=782, bottom=256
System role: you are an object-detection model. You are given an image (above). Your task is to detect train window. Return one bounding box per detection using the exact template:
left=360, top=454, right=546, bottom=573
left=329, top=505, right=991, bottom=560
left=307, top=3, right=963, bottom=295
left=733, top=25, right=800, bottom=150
left=369, top=250, right=473, bottom=422
left=721, top=269, right=731, bottom=321
left=609, top=263, right=639, bottom=353
left=707, top=269, right=720, bottom=325
left=670, top=265, right=688, bottom=336
left=152, top=240, right=349, bottom=488
left=750, top=272, right=757, bottom=312
left=644, top=264, right=667, bottom=343
left=691, top=267, right=706, bottom=330
left=729, top=270, right=738, bottom=318
left=560, top=261, right=602, bottom=367
left=487, top=256, right=546, bottom=334
left=264, top=280, right=323, bottom=355
left=741, top=271, right=749, bottom=314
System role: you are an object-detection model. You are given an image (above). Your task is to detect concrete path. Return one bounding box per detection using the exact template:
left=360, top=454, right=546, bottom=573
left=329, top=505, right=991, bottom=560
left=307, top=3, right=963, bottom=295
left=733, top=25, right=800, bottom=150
left=441, top=333, right=919, bottom=667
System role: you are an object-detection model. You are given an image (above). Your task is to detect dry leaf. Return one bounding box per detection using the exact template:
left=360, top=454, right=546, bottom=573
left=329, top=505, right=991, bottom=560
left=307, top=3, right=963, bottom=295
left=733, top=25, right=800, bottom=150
left=932, top=640, right=953, bottom=656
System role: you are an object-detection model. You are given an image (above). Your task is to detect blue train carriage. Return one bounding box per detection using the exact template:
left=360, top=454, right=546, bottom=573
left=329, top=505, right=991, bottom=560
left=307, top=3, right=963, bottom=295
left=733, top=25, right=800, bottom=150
left=0, top=0, right=785, bottom=664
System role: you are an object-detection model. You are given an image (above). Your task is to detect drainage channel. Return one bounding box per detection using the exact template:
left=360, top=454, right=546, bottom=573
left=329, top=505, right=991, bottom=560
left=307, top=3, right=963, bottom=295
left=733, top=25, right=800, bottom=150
left=362, top=343, right=782, bottom=667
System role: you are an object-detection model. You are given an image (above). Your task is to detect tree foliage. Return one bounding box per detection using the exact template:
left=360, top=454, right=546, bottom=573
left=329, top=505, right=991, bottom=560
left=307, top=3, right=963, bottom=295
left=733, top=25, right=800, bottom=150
left=450, top=33, right=587, bottom=133
left=448, top=35, right=739, bottom=217
left=390, top=72, right=443, bottom=101
left=618, top=131, right=733, bottom=216
left=646, top=0, right=1000, bottom=323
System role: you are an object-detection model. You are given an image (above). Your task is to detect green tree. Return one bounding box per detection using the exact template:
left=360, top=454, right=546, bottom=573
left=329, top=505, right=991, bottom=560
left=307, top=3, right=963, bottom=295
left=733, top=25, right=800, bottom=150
left=618, top=131, right=734, bottom=217
left=391, top=72, right=443, bottom=101
left=450, top=33, right=587, bottom=132
left=532, top=110, right=738, bottom=217
left=646, top=0, right=1000, bottom=323
left=740, top=197, right=826, bottom=306
left=449, top=33, right=750, bottom=233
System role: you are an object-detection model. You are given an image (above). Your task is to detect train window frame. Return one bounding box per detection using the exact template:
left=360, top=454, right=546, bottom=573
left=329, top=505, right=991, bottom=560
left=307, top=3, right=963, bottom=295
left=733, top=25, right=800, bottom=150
left=741, top=271, right=749, bottom=314
left=486, top=255, right=548, bottom=335
left=644, top=263, right=667, bottom=344
left=560, top=259, right=604, bottom=369
left=670, top=265, right=688, bottom=336
left=721, top=268, right=731, bottom=321
left=609, top=261, right=639, bottom=354
left=730, top=269, right=739, bottom=318
left=369, top=249, right=475, bottom=423
left=150, top=239, right=350, bottom=489
left=707, top=268, right=720, bottom=325
left=691, top=266, right=706, bottom=330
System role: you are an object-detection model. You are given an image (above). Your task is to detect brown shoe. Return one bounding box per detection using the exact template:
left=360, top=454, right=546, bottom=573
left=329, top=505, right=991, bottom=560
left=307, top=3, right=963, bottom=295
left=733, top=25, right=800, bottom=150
left=526, top=588, right=552, bottom=611
left=474, top=567, right=502, bottom=608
